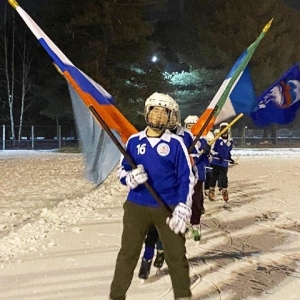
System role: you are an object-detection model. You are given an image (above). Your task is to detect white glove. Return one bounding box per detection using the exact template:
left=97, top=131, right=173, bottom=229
left=125, top=165, right=148, bottom=189
left=166, top=202, right=192, bottom=234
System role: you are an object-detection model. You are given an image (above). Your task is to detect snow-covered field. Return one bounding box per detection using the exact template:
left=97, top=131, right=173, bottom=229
left=0, top=149, right=300, bottom=300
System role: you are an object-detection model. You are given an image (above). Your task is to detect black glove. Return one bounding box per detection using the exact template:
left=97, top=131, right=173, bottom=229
left=203, top=144, right=211, bottom=155
left=229, top=158, right=235, bottom=164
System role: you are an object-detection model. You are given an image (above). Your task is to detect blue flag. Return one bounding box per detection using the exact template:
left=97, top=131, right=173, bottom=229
left=251, top=63, right=300, bottom=126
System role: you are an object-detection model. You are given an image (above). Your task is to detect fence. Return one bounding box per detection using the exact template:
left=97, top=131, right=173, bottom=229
left=1, top=125, right=78, bottom=150
left=233, top=137, right=300, bottom=148
left=2, top=125, right=300, bottom=150
left=231, top=128, right=300, bottom=148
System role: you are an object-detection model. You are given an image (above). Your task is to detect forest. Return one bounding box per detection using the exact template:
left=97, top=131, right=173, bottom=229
left=1, top=0, right=300, bottom=140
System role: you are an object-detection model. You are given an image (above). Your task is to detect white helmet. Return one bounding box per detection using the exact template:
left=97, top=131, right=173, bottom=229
left=219, top=122, right=229, bottom=128
left=184, top=115, right=198, bottom=131
left=219, top=122, right=230, bottom=132
left=219, top=122, right=230, bottom=138
left=205, top=131, right=214, bottom=143
left=184, top=115, right=199, bottom=125
left=213, top=128, right=220, bottom=136
left=167, top=98, right=181, bottom=130
left=144, top=92, right=177, bottom=130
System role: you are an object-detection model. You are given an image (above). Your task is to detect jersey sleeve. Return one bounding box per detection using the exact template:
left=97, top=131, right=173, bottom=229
left=183, top=130, right=197, bottom=153
left=174, top=137, right=195, bottom=208
left=117, top=138, right=134, bottom=186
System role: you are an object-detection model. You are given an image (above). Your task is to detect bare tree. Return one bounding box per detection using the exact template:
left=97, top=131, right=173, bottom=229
left=3, top=4, right=16, bottom=141
left=18, top=32, right=33, bottom=141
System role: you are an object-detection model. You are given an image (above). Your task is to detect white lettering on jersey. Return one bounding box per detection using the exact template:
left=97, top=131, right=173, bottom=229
left=137, top=143, right=146, bottom=155
left=157, top=143, right=170, bottom=156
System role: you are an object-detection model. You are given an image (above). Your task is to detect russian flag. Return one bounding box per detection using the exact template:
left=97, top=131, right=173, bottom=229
left=13, top=2, right=137, bottom=143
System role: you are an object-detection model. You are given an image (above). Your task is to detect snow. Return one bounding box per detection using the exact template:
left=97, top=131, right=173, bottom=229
left=0, top=149, right=300, bottom=300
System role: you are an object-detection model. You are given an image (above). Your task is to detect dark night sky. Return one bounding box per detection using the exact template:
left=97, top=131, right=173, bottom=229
left=284, top=0, right=300, bottom=10
left=1, top=1, right=300, bottom=20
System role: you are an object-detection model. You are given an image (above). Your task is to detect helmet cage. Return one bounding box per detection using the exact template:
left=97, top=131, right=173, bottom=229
left=144, top=93, right=178, bottom=130
left=219, top=122, right=230, bottom=138
left=167, top=108, right=181, bottom=130
left=184, top=115, right=199, bottom=130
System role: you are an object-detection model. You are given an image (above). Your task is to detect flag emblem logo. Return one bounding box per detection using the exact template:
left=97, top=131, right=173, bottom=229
left=157, top=143, right=170, bottom=156
left=259, top=80, right=300, bottom=109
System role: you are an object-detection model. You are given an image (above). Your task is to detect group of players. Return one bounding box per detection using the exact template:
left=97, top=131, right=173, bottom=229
left=109, top=92, right=234, bottom=300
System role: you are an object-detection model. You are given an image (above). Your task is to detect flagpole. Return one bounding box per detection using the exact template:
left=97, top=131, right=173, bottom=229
left=53, top=61, right=201, bottom=237
left=213, top=18, right=273, bottom=118
left=191, top=18, right=273, bottom=142
left=194, top=113, right=244, bottom=159
left=188, top=105, right=218, bottom=153
left=8, top=0, right=200, bottom=239
left=88, top=106, right=174, bottom=213
left=88, top=106, right=201, bottom=240
left=209, top=113, right=244, bottom=146
left=53, top=61, right=173, bottom=215
left=8, top=0, right=18, bottom=8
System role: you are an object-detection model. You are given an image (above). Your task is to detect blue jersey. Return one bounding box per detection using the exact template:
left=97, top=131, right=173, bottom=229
left=211, top=137, right=233, bottom=167
left=118, top=129, right=195, bottom=208
left=194, top=137, right=210, bottom=181
left=174, top=126, right=196, bottom=154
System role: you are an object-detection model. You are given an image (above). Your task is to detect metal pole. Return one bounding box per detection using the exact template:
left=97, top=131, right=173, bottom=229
left=31, top=125, right=34, bottom=150
left=2, top=125, right=5, bottom=150
left=88, top=105, right=173, bottom=216
left=58, top=125, right=62, bottom=149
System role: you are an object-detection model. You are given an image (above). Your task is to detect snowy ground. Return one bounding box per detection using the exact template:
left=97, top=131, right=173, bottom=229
left=0, top=149, right=300, bottom=300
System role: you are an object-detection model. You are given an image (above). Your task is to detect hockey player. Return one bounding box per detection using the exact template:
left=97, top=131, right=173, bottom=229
left=204, top=128, right=221, bottom=196
left=184, top=115, right=211, bottom=223
left=203, top=131, right=214, bottom=196
left=208, top=122, right=234, bottom=202
left=138, top=99, right=196, bottom=281
left=110, top=92, right=195, bottom=300
left=184, top=115, right=199, bottom=131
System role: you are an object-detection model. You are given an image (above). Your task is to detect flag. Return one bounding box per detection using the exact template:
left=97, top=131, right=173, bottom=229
left=8, top=0, right=138, bottom=185
left=68, top=83, right=121, bottom=185
left=8, top=0, right=137, bottom=144
left=191, top=19, right=273, bottom=136
left=250, top=63, right=300, bottom=126
left=200, top=64, right=256, bottom=127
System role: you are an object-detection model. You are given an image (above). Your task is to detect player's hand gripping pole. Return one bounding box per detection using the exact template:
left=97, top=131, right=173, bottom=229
left=208, top=113, right=244, bottom=146
left=88, top=105, right=200, bottom=240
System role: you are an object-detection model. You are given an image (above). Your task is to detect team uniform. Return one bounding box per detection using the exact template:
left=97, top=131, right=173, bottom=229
left=118, top=130, right=194, bottom=207
left=191, top=136, right=211, bottom=223
left=208, top=123, right=234, bottom=202
left=185, top=116, right=213, bottom=224
left=110, top=93, right=195, bottom=300
left=139, top=125, right=195, bottom=279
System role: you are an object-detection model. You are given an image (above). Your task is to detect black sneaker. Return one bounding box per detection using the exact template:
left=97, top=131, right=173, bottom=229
left=153, top=251, right=164, bottom=268
left=138, top=258, right=152, bottom=280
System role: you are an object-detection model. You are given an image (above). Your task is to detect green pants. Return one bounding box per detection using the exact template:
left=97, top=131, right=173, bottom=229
left=110, top=201, right=191, bottom=300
